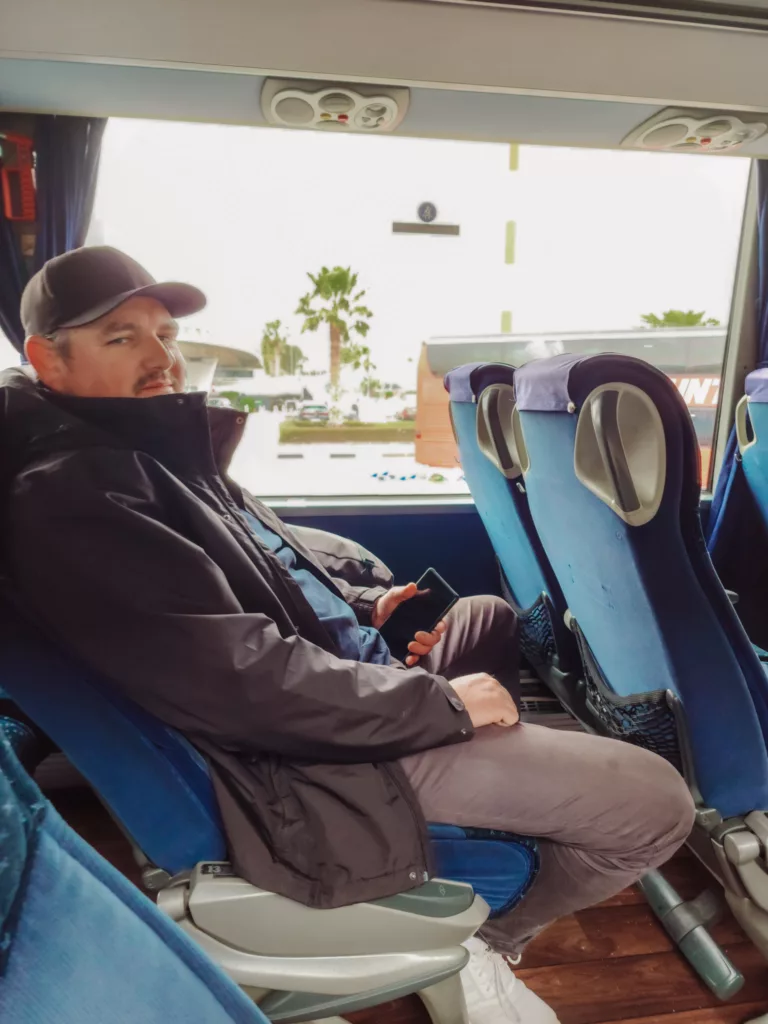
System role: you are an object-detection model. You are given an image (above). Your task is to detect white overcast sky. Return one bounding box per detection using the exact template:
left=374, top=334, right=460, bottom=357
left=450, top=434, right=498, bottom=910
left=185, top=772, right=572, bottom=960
left=1, top=119, right=751, bottom=384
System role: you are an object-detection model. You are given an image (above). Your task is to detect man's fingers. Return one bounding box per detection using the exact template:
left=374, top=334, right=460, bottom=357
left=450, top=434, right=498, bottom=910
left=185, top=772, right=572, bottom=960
left=500, top=703, right=520, bottom=727
left=413, top=629, right=441, bottom=645
left=408, top=640, right=433, bottom=656
left=434, top=620, right=447, bottom=635
left=396, top=582, right=418, bottom=603
left=373, top=582, right=419, bottom=628
left=405, top=654, right=419, bottom=667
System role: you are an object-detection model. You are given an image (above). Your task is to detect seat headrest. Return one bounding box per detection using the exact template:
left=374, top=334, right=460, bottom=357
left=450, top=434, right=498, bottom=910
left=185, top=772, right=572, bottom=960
left=746, top=367, right=768, bottom=403
left=514, top=353, right=586, bottom=412
left=516, top=352, right=680, bottom=415
left=516, top=352, right=691, bottom=526
left=444, top=363, right=516, bottom=403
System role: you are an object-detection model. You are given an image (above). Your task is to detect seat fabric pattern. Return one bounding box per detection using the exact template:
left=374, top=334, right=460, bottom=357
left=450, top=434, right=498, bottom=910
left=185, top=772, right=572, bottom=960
left=428, top=824, right=539, bottom=918
left=0, top=726, right=268, bottom=1024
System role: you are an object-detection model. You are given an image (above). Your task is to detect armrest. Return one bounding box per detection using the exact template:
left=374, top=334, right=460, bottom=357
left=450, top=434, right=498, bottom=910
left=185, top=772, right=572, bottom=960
left=160, top=862, right=488, bottom=958
left=721, top=814, right=768, bottom=914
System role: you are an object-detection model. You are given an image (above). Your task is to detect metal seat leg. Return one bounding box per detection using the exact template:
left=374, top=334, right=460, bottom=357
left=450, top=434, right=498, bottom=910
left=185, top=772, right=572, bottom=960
left=638, top=869, right=744, bottom=1000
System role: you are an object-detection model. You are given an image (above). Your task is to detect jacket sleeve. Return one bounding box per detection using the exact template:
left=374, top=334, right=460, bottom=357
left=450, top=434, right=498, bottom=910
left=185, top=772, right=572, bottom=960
left=8, top=453, right=473, bottom=763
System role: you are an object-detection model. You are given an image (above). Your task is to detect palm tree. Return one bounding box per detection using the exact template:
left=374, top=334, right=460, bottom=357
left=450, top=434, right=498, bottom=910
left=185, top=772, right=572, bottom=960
left=260, top=320, right=287, bottom=377
left=280, top=344, right=306, bottom=375
left=640, top=309, right=721, bottom=328
left=296, top=267, right=373, bottom=387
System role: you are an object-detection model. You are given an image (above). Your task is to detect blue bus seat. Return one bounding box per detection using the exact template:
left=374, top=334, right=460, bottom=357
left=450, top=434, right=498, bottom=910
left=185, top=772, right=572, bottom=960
left=512, top=352, right=768, bottom=819
left=444, top=357, right=765, bottom=998
left=0, top=725, right=269, bottom=1024
left=0, top=714, right=48, bottom=774
left=0, top=594, right=537, bottom=1021
left=445, top=363, right=595, bottom=725
left=0, top=598, right=537, bottom=911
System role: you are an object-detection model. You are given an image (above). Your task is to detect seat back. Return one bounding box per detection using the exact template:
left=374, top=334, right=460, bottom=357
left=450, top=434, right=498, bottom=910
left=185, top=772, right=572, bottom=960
left=737, top=368, right=768, bottom=527
left=0, top=596, right=226, bottom=875
left=444, top=363, right=576, bottom=670
left=512, top=353, right=768, bottom=817
left=0, top=726, right=266, bottom=1024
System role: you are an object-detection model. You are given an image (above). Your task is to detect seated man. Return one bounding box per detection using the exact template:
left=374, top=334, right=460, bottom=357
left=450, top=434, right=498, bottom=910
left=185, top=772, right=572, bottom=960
left=4, top=247, right=694, bottom=1024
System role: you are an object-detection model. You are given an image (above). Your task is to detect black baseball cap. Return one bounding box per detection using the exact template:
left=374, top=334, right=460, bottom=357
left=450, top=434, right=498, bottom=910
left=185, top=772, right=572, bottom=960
left=21, top=246, right=206, bottom=338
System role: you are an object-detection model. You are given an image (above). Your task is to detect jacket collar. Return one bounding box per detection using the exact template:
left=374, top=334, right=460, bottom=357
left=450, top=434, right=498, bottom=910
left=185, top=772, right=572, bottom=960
left=0, top=368, right=247, bottom=481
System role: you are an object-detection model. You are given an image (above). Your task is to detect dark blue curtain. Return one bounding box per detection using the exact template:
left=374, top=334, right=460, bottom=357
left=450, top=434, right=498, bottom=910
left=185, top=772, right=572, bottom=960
left=34, top=116, right=106, bottom=266
left=0, top=208, right=27, bottom=350
left=0, top=114, right=106, bottom=742
left=0, top=115, right=107, bottom=354
left=706, top=160, right=768, bottom=644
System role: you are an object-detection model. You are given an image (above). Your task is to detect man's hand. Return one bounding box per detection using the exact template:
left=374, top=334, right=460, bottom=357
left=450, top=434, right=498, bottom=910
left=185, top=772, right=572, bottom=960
left=451, top=673, right=520, bottom=728
left=372, top=582, right=419, bottom=628
left=372, top=583, right=446, bottom=667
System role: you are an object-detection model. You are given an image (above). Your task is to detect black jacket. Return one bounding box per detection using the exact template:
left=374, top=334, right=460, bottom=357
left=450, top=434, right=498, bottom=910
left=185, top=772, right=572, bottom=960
left=1, top=369, right=472, bottom=907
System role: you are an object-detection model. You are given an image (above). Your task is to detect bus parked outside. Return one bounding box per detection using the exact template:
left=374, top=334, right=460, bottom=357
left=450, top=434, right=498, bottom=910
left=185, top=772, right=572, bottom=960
left=416, top=327, right=725, bottom=485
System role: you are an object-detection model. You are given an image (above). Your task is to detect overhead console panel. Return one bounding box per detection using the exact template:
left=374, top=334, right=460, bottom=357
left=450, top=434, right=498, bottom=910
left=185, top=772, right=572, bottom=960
left=622, top=107, right=768, bottom=154
left=261, top=80, right=410, bottom=134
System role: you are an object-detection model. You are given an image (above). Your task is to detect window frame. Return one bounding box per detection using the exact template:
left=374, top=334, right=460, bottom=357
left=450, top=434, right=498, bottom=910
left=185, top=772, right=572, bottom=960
left=709, top=159, right=760, bottom=497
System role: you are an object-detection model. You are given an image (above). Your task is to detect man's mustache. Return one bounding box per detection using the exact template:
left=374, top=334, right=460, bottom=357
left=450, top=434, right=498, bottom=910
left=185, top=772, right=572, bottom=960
left=134, top=371, right=173, bottom=394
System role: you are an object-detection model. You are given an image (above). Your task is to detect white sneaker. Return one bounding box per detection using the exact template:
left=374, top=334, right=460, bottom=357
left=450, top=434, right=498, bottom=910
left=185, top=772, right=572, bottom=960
left=460, top=936, right=560, bottom=1024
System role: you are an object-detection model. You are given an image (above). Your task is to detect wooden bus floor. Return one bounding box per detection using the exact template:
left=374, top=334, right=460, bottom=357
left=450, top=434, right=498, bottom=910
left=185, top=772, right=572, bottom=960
left=48, top=787, right=768, bottom=1024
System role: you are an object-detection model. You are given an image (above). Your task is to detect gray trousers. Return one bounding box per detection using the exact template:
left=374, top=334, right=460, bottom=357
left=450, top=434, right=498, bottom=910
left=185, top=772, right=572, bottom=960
left=401, top=596, right=696, bottom=955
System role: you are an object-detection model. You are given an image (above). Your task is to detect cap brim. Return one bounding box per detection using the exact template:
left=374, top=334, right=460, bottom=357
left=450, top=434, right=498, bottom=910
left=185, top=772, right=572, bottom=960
left=59, top=282, right=207, bottom=329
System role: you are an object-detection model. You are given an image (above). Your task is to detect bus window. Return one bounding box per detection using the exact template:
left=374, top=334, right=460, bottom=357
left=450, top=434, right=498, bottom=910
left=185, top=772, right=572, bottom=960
left=88, top=121, right=749, bottom=497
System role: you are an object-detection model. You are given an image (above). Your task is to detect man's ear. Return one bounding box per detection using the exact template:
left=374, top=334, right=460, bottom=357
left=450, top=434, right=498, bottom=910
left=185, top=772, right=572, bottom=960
left=25, top=335, right=65, bottom=389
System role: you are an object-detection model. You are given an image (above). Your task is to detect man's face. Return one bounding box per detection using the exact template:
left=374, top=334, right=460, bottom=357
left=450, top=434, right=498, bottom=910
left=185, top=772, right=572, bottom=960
left=26, top=296, right=187, bottom=399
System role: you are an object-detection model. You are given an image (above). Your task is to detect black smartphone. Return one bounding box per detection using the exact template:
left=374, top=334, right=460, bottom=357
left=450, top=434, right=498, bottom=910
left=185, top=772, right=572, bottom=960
left=380, top=568, right=459, bottom=663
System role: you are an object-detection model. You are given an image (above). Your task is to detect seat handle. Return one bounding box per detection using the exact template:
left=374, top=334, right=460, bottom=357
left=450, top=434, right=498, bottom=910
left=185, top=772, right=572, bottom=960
left=735, top=394, right=754, bottom=454
left=591, top=390, right=640, bottom=515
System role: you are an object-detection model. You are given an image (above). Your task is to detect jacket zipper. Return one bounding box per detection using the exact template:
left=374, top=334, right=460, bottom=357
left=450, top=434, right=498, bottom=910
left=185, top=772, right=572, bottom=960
left=208, top=475, right=430, bottom=883
left=207, top=476, right=342, bottom=651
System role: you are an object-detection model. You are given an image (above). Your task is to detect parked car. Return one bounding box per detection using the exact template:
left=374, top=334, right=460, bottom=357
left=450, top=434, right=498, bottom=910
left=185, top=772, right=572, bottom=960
left=207, top=395, right=233, bottom=409
left=298, top=402, right=330, bottom=423
left=395, top=404, right=417, bottom=421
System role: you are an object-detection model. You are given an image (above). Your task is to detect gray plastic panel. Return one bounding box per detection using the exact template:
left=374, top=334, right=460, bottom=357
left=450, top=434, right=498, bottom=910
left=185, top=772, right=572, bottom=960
left=186, top=867, right=488, bottom=957
left=375, top=880, right=475, bottom=918
left=179, top=919, right=468, bottom=996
